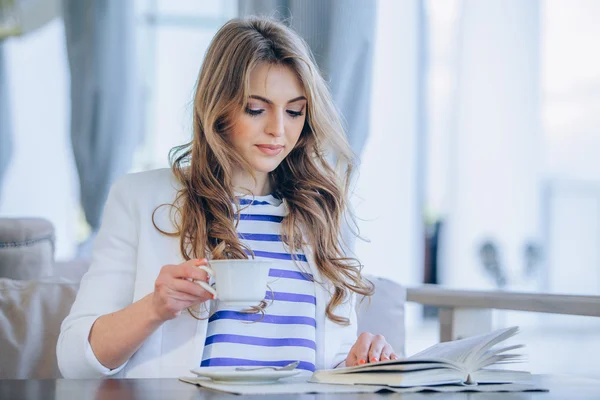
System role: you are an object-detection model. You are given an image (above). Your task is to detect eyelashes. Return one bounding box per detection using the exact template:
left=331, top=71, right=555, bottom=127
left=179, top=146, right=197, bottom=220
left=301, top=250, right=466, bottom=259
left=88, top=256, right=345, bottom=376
left=287, top=110, right=304, bottom=118
left=245, top=108, right=263, bottom=117
left=244, top=107, right=304, bottom=118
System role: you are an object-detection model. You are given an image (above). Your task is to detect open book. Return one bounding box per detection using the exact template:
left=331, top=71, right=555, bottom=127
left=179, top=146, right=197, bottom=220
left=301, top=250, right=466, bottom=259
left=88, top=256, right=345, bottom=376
left=311, top=326, right=530, bottom=388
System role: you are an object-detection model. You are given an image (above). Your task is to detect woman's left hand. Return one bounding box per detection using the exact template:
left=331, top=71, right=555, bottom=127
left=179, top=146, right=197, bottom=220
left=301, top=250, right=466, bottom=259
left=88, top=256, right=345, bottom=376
left=345, top=332, right=399, bottom=367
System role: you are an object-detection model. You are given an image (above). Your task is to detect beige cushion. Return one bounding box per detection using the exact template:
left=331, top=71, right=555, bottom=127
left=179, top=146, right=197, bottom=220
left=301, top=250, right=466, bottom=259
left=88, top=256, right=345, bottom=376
left=0, top=278, right=78, bottom=378
left=0, top=218, right=55, bottom=280
left=356, top=275, right=406, bottom=358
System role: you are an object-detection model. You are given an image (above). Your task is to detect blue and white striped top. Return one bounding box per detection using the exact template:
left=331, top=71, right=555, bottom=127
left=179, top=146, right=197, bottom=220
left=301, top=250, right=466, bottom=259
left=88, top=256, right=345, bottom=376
left=200, top=193, right=317, bottom=372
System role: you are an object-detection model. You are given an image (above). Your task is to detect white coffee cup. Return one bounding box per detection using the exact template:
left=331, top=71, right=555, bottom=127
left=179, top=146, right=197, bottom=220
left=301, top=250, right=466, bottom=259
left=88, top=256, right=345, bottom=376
left=194, top=259, right=274, bottom=305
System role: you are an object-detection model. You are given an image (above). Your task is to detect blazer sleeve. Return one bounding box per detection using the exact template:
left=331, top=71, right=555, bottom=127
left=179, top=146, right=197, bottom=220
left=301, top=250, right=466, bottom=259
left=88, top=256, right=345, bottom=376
left=57, top=176, right=139, bottom=378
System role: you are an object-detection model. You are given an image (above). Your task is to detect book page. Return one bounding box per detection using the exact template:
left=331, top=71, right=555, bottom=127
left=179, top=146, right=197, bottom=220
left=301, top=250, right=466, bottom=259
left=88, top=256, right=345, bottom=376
left=474, top=344, right=524, bottom=370
left=336, top=361, right=461, bottom=374
left=407, top=326, right=519, bottom=369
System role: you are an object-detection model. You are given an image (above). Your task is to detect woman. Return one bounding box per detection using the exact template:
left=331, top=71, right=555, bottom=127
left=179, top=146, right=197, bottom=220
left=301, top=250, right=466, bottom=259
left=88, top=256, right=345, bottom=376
left=57, top=16, right=398, bottom=379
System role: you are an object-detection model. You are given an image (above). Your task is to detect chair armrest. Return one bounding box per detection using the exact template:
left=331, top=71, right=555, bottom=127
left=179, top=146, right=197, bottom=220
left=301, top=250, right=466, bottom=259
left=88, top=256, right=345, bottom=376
left=406, top=284, right=600, bottom=341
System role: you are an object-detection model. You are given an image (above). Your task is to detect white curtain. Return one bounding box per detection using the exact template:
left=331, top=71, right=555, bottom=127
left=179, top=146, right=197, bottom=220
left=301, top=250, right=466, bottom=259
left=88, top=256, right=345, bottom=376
left=0, top=0, right=61, bottom=201
left=62, top=0, right=141, bottom=253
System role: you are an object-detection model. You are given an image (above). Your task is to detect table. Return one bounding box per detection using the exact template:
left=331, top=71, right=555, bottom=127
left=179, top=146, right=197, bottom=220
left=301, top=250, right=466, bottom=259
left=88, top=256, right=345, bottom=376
left=1, top=375, right=599, bottom=399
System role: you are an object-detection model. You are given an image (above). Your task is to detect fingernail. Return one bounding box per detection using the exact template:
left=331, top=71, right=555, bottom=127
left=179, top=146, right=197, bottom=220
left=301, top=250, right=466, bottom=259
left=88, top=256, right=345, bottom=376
left=391, top=355, right=398, bottom=360
left=382, top=356, right=389, bottom=361
left=358, top=359, right=366, bottom=365
left=371, top=357, right=379, bottom=363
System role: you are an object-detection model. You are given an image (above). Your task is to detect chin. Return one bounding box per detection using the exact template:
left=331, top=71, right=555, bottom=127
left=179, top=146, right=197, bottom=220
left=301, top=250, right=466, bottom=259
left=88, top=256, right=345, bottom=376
left=250, top=160, right=284, bottom=174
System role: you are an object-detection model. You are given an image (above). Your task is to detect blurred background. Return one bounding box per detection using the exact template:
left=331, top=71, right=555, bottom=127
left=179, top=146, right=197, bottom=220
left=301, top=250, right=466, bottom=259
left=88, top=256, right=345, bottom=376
left=1, top=0, right=599, bottom=378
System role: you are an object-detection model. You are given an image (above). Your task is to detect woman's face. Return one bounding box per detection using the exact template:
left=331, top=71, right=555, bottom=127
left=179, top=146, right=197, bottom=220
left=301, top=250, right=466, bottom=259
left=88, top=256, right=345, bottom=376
left=229, top=63, right=307, bottom=176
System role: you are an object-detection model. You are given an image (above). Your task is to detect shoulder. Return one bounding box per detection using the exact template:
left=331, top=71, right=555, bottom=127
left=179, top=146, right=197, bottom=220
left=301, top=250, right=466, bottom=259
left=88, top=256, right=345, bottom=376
left=114, top=168, right=178, bottom=190
left=110, top=168, right=182, bottom=208
left=112, top=168, right=180, bottom=196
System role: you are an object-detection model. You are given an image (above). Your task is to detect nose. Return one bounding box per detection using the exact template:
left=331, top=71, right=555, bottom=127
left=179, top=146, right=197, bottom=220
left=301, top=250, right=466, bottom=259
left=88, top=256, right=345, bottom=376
left=265, top=109, right=285, bottom=137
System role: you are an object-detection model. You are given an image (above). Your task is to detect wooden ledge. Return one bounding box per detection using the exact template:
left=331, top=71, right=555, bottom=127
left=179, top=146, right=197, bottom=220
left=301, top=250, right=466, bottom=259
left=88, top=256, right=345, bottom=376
left=406, top=285, right=600, bottom=317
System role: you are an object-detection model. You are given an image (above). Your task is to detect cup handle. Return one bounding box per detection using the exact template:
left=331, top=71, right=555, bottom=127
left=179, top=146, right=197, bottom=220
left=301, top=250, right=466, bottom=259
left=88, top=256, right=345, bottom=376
left=194, top=265, right=217, bottom=298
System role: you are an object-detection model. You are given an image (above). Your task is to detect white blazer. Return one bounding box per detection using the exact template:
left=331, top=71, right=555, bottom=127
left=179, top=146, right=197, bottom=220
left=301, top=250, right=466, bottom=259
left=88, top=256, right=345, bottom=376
left=57, top=168, right=358, bottom=379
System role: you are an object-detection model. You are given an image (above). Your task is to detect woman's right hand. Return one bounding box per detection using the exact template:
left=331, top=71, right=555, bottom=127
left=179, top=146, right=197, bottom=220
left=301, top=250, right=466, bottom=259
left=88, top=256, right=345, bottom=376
left=149, top=258, right=214, bottom=322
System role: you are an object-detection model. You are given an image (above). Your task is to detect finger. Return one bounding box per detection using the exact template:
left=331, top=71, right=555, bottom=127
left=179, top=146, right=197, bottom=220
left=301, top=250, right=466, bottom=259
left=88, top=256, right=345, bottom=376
left=181, top=258, right=210, bottom=272
left=170, top=260, right=210, bottom=282
left=188, top=259, right=211, bottom=282
left=367, top=335, right=387, bottom=363
left=346, top=339, right=365, bottom=367
left=181, top=258, right=209, bottom=268
left=169, top=278, right=214, bottom=300
left=390, top=352, right=400, bottom=360
left=352, top=332, right=373, bottom=366
left=379, top=344, right=394, bottom=361
left=345, top=349, right=358, bottom=368
left=162, top=287, right=201, bottom=303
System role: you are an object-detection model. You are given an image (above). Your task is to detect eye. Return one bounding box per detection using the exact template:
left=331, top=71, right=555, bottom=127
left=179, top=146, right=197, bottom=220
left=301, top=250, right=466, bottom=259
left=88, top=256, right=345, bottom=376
left=245, top=107, right=264, bottom=117
left=287, top=110, right=304, bottom=118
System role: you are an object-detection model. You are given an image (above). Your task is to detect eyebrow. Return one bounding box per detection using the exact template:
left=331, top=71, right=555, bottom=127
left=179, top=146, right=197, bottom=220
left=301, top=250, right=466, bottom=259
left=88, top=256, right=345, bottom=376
left=248, top=95, right=307, bottom=104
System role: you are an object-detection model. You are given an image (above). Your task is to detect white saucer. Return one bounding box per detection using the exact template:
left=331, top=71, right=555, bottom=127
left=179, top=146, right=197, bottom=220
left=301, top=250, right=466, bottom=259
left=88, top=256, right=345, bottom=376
left=190, top=366, right=302, bottom=384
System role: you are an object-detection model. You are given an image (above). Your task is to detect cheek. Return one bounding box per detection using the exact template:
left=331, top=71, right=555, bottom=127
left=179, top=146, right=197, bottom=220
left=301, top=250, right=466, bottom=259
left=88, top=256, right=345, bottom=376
left=231, top=119, right=257, bottom=148
left=289, top=118, right=305, bottom=143
left=236, top=116, right=258, bottom=131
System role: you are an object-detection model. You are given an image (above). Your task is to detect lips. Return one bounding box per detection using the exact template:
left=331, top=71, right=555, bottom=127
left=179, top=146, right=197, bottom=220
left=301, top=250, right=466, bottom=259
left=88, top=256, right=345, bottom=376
left=256, top=144, right=284, bottom=156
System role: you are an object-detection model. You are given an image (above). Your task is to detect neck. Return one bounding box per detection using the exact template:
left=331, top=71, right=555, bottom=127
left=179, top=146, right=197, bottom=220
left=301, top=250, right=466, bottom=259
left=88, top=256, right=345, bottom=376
left=232, top=170, right=272, bottom=196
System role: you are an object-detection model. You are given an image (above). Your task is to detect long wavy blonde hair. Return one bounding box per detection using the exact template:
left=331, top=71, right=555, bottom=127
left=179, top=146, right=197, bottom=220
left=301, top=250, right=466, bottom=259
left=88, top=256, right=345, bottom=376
left=156, top=16, right=373, bottom=324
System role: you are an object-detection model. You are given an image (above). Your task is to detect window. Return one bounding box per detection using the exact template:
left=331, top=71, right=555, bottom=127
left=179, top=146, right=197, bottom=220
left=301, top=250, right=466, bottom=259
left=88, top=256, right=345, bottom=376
left=132, top=0, right=237, bottom=171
